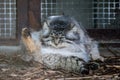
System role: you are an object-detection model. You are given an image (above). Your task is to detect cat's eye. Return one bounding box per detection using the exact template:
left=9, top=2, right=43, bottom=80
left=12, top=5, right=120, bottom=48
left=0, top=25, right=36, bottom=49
left=66, top=36, right=77, bottom=41
left=42, top=34, right=49, bottom=38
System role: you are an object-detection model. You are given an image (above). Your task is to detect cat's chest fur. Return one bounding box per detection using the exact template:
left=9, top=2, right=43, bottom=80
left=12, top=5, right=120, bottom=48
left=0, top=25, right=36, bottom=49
left=41, top=44, right=90, bottom=62
left=31, top=31, right=90, bottom=62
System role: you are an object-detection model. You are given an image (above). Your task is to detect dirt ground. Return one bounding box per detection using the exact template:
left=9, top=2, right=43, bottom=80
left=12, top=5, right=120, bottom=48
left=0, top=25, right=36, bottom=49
left=0, top=53, right=119, bottom=80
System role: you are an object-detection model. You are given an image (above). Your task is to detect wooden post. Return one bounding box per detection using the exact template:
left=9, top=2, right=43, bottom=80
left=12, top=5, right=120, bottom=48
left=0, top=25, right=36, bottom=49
left=28, top=0, right=41, bottom=31
left=17, top=0, right=28, bottom=41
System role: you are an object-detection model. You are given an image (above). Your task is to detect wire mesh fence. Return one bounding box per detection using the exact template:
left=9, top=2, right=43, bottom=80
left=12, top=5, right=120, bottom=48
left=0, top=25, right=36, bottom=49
left=0, top=0, right=119, bottom=39
left=93, top=0, right=120, bottom=29
left=41, top=0, right=120, bottom=29
left=0, top=0, right=16, bottom=39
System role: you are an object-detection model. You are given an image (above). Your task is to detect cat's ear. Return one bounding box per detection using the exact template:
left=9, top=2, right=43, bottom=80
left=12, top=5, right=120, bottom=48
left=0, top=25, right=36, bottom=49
left=67, top=23, right=76, bottom=30
left=42, top=20, right=50, bottom=36
left=70, top=23, right=75, bottom=29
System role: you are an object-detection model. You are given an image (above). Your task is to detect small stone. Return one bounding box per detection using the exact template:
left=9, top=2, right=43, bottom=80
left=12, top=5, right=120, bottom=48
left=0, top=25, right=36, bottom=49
left=10, top=73, right=18, bottom=77
left=1, top=68, right=9, bottom=72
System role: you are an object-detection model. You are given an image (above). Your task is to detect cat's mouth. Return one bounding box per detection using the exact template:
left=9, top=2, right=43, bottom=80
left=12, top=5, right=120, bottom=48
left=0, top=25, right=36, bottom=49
left=41, top=40, right=66, bottom=49
left=48, top=41, right=68, bottom=49
left=52, top=44, right=66, bottom=49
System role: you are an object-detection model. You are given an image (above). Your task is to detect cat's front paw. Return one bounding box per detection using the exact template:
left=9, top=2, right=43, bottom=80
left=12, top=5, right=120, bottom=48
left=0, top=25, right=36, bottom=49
left=80, top=62, right=100, bottom=75
left=80, top=64, right=89, bottom=75
left=88, top=62, right=100, bottom=70
left=90, top=63, right=99, bottom=70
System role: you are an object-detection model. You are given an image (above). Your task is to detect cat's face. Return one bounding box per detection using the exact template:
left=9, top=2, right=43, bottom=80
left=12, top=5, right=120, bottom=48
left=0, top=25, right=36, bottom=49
left=41, top=16, right=80, bottom=48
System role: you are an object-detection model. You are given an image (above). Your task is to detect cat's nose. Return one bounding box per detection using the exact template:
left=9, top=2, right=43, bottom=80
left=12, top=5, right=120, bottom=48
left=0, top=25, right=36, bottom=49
left=54, top=43, right=58, bottom=46
left=54, top=39, right=60, bottom=46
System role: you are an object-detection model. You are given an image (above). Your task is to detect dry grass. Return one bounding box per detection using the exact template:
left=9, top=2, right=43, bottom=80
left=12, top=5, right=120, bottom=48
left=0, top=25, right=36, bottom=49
left=0, top=53, right=119, bottom=80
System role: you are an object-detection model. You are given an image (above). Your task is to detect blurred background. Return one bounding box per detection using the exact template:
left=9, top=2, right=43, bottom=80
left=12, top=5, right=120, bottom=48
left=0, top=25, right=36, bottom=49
left=0, top=0, right=120, bottom=46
